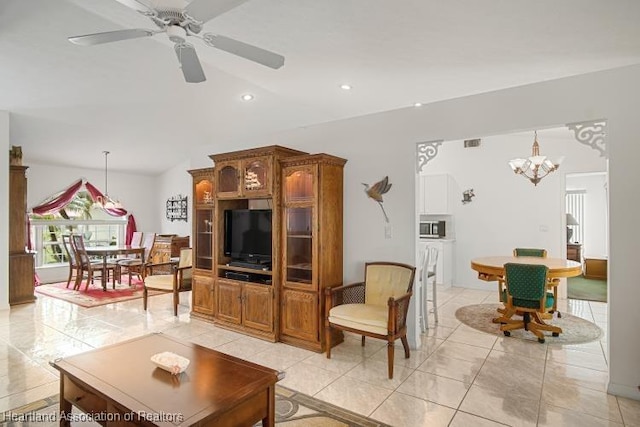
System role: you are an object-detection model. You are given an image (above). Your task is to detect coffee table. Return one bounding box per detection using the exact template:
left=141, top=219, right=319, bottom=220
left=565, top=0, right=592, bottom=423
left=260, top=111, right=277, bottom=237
left=51, top=333, right=281, bottom=426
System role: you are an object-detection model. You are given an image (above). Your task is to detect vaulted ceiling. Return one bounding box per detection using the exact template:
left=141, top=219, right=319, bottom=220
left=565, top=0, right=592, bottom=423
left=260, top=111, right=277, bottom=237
left=2, top=0, right=639, bottom=174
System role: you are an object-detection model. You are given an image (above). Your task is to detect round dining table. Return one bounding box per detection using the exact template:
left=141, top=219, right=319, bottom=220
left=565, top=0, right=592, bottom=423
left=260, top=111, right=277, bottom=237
left=471, top=256, right=582, bottom=282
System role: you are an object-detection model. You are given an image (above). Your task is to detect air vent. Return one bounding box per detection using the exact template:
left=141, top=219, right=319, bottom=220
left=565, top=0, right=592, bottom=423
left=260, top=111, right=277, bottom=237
left=464, top=139, right=481, bottom=148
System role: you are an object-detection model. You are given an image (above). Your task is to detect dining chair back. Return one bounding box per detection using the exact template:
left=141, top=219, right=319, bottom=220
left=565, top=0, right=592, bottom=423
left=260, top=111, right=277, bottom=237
left=497, top=263, right=561, bottom=343
left=119, top=232, right=156, bottom=284
left=513, top=248, right=547, bottom=257
left=70, top=234, right=115, bottom=290
left=325, top=261, right=416, bottom=379
left=61, top=234, right=79, bottom=288
left=420, top=246, right=439, bottom=332
left=131, top=231, right=144, bottom=247
left=512, top=247, right=561, bottom=317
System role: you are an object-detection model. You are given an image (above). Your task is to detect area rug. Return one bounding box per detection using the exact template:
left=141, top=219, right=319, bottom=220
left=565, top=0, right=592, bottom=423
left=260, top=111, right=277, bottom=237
left=35, top=278, right=163, bottom=308
left=455, top=303, right=603, bottom=345
left=568, top=275, right=607, bottom=302
left=1, top=386, right=389, bottom=427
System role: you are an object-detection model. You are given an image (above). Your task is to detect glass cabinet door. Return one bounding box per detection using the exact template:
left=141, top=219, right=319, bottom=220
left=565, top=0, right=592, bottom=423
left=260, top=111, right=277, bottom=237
left=195, top=178, right=214, bottom=205
left=195, top=209, right=213, bottom=270
left=217, top=163, right=240, bottom=195
left=243, top=158, right=270, bottom=195
left=284, top=168, right=314, bottom=203
left=284, top=207, right=313, bottom=286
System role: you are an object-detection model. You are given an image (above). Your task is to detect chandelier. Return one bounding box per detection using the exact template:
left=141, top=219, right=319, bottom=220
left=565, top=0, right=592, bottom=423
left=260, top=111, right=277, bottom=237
left=94, top=151, right=122, bottom=209
left=508, top=131, right=562, bottom=186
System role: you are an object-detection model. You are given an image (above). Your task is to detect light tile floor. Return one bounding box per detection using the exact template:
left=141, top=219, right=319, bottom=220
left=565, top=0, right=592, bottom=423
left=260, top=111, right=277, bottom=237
left=1, top=286, right=640, bottom=426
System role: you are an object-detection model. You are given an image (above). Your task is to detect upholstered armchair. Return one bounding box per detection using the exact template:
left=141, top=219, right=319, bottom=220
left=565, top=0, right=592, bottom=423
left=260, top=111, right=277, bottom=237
left=496, top=263, right=561, bottom=343
left=324, top=262, right=416, bottom=379
left=143, top=247, right=192, bottom=316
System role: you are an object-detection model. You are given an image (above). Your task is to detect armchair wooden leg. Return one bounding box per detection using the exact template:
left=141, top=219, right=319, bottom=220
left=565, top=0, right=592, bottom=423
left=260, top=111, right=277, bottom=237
left=387, top=341, right=395, bottom=379
left=143, top=288, right=148, bottom=311
left=325, top=325, right=332, bottom=359
left=173, top=290, right=179, bottom=316
left=361, top=336, right=365, bottom=347
left=401, top=336, right=410, bottom=359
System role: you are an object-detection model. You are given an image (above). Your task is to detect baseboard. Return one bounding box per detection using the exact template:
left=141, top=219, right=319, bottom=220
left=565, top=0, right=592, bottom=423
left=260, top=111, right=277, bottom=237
left=608, top=382, right=640, bottom=400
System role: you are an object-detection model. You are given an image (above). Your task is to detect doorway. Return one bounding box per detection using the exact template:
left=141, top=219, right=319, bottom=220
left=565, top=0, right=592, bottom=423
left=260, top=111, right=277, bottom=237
left=566, top=172, right=608, bottom=302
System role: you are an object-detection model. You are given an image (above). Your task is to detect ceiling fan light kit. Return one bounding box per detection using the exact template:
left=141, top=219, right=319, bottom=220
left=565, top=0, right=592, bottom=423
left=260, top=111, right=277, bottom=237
left=68, top=0, right=285, bottom=83
left=166, top=25, right=187, bottom=44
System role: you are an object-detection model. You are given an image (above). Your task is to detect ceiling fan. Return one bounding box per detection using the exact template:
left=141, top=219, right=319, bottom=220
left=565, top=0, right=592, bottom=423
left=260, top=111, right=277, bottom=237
left=68, top=0, right=285, bottom=83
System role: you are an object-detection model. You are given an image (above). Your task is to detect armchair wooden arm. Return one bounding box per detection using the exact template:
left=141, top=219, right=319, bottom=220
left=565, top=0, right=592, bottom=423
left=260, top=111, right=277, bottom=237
left=143, top=248, right=192, bottom=316
left=325, top=282, right=365, bottom=316
left=388, top=291, right=413, bottom=334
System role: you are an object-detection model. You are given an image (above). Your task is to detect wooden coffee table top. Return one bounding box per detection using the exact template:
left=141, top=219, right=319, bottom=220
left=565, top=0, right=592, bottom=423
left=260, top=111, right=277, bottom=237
left=52, top=333, right=280, bottom=426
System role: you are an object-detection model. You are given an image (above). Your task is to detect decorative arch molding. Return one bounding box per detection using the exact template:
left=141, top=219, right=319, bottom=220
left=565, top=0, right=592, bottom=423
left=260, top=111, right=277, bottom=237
left=416, top=140, right=444, bottom=173
left=566, top=119, right=607, bottom=158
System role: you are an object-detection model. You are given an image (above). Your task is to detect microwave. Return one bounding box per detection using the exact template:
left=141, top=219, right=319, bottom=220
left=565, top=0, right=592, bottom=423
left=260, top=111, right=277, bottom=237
left=420, top=220, right=445, bottom=239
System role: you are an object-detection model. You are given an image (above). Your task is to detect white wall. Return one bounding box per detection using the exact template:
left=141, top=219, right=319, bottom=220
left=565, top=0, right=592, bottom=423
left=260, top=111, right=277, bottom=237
left=422, top=129, right=606, bottom=289
left=172, top=64, right=640, bottom=400
left=0, top=111, right=9, bottom=310
left=158, top=159, right=192, bottom=241
left=567, top=173, right=608, bottom=257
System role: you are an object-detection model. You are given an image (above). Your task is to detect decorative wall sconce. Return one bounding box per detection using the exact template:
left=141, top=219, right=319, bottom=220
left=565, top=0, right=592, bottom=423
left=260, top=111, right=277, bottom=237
left=462, top=189, right=475, bottom=204
left=166, top=194, right=188, bottom=222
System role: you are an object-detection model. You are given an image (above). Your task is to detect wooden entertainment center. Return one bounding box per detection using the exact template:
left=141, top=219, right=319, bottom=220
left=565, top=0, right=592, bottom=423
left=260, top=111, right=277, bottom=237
left=189, top=146, right=346, bottom=352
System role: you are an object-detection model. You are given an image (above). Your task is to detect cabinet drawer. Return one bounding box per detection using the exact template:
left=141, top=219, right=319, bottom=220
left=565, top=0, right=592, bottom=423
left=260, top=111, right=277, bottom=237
left=63, top=375, right=107, bottom=415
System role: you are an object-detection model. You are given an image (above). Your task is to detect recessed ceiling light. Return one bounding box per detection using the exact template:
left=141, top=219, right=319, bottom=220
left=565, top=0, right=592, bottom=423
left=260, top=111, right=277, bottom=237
left=414, top=102, right=423, bottom=107
left=340, top=84, right=352, bottom=90
left=241, top=94, right=254, bottom=101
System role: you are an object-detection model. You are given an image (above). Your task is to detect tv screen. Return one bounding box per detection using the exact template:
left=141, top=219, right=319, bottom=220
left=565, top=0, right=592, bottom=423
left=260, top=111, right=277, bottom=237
left=224, top=209, right=272, bottom=263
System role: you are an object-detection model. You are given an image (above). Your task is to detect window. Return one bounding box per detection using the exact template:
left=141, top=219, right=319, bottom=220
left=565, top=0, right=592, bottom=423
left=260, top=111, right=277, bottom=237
left=30, top=216, right=126, bottom=268
left=566, top=190, right=585, bottom=246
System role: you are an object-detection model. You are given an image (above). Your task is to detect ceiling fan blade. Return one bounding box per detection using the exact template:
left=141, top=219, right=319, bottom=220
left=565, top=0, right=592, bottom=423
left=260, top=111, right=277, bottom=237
left=69, top=29, right=155, bottom=46
left=175, top=43, right=206, bottom=83
left=185, top=0, right=249, bottom=23
left=203, top=34, right=284, bottom=69
left=113, top=0, right=155, bottom=14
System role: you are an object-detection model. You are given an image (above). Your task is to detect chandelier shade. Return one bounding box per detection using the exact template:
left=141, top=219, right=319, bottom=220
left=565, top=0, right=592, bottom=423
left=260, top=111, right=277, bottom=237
left=508, top=132, right=563, bottom=186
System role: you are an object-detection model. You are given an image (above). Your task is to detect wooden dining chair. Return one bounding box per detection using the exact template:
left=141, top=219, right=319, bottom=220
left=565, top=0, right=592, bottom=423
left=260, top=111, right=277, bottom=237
left=70, top=234, right=117, bottom=291
left=325, top=262, right=415, bottom=379
left=118, top=232, right=156, bottom=285
left=61, top=235, right=80, bottom=289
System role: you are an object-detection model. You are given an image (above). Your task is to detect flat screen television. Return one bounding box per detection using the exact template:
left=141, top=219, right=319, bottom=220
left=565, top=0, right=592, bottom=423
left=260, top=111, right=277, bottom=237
left=224, top=209, right=272, bottom=263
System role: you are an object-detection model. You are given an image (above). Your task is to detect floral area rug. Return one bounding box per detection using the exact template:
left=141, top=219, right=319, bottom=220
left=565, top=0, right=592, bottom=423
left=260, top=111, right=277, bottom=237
left=455, top=303, right=603, bottom=345
left=35, top=277, right=164, bottom=308
left=1, top=386, right=390, bottom=427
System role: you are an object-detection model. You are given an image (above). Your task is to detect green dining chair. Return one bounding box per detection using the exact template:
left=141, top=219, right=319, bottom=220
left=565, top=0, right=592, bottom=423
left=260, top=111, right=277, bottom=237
left=513, top=248, right=547, bottom=257
left=513, top=247, right=561, bottom=318
left=497, top=263, right=561, bottom=343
